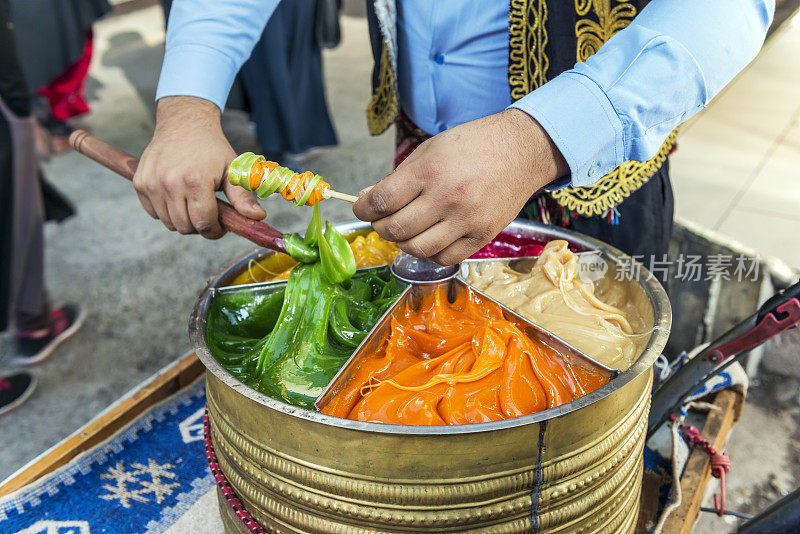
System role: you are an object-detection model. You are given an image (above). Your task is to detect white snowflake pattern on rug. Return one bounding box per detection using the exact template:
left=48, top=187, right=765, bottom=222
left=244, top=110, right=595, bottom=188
left=0, top=375, right=207, bottom=532
left=131, top=459, right=181, bottom=504
left=98, top=459, right=180, bottom=508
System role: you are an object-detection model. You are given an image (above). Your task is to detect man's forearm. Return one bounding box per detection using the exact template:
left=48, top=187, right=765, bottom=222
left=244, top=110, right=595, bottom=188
left=503, top=109, right=569, bottom=190
left=154, top=96, right=221, bottom=135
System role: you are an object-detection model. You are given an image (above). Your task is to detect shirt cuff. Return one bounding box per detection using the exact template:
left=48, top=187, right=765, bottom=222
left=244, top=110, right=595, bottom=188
left=155, top=44, right=239, bottom=112
left=509, top=71, right=625, bottom=188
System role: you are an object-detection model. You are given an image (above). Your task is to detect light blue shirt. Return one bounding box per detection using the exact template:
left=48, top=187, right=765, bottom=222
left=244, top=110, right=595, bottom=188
left=156, top=0, right=774, bottom=187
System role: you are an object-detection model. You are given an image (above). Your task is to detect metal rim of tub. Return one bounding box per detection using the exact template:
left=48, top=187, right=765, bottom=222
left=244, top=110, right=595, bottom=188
left=189, top=219, right=672, bottom=435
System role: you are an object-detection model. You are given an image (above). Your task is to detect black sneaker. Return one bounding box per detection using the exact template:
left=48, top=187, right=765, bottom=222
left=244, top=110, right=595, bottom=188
left=0, top=372, right=36, bottom=417
left=14, top=304, right=85, bottom=366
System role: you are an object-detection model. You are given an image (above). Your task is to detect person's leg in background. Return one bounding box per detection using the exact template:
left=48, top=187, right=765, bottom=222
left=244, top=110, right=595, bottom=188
left=160, top=0, right=337, bottom=164
left=0, top=0, right=84, bottom=416
left=0, top=0, right=35, bottom=413
left=1, top=60, right=84, bottom=368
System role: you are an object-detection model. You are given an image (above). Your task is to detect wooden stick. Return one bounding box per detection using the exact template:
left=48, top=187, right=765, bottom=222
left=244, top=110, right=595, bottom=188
left=69, top=130, right=286, bottom=253
left=324, top=189, right=359, bottom=203
left=656, top=389, right=743, bottom=534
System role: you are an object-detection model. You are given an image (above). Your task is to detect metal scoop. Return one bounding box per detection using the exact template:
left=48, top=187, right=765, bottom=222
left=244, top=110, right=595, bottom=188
left=390, top=252, right=460, bottom=284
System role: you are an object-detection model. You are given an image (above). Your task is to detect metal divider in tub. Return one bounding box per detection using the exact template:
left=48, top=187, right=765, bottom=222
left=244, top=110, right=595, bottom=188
left=315, top=276, right=618, bottom=412
left=207, top=264, right=409, bottom=408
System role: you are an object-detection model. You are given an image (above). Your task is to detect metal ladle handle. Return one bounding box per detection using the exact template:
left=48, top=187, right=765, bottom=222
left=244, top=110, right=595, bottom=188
left=68, top=130, right=286, bottom=253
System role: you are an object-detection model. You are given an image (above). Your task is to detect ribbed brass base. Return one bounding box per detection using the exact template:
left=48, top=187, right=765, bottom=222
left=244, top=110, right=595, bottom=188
left=208, top=368, right=651, bottom=534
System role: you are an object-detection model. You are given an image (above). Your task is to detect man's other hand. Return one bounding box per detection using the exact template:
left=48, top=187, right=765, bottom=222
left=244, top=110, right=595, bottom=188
left=133, top=96, right=266, bottom=238
left=353, top=109, right=568, bottom=265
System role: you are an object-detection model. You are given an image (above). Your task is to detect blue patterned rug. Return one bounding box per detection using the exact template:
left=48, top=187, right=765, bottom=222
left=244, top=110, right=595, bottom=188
left=0, top=377, right=217, bottom=533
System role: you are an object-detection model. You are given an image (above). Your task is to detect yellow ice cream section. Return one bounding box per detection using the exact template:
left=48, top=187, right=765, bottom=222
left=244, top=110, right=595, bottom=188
left=231, top=230, right=400, bottom=285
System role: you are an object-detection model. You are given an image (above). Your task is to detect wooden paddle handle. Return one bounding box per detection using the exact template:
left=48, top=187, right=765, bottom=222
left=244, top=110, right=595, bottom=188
left=69, top=130, right=285, bottom=253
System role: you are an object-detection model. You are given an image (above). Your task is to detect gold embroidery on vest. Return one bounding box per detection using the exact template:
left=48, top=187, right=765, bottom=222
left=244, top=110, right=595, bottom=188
left=366, top=43, right=399, bottom=136
left=545, top=0, right=677, bottom=217
left=575, top=0, right=637, bottom=61
left=509, top=0, right=549, bottom=99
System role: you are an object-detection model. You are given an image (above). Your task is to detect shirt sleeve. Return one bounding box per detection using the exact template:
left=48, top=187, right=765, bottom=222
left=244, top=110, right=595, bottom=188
left=155, top=0, right=280, bottom=111
left=509, top=0, right=775, bottom=187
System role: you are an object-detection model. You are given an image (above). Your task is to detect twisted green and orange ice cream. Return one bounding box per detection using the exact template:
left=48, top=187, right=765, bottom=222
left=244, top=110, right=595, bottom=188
left=228, top=152, right=331, bottom=207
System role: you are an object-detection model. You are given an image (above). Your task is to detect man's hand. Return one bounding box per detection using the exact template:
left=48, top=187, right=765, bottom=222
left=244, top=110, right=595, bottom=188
left=133, top=96, right=266, bottom=238
left=353, top=109, right=568, bottom=265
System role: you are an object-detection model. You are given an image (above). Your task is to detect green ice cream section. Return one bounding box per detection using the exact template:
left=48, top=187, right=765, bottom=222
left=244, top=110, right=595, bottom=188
left=205, top=205, right=406, bottom=409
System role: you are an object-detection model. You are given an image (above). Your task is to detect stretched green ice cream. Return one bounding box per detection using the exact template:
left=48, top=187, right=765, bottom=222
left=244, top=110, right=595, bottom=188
left=206, top=205, right=404, bottom=409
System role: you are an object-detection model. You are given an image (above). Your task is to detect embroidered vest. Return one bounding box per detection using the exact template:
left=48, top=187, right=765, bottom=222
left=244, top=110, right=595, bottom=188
left=365, top=0, right=678, bottom=217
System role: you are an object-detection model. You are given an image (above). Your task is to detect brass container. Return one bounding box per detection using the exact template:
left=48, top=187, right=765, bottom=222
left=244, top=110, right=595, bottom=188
left=190, top=221, right=671, bottom=533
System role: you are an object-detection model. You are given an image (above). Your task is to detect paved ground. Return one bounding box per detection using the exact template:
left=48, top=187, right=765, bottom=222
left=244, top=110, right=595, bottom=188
left=1, top=5, right=799, bottom=533
left=671, top=12, right=800, bottom=269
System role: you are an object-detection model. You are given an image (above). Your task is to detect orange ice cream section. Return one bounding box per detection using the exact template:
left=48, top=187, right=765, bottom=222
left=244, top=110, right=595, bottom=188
left=321, top=286, right=609, bottom=426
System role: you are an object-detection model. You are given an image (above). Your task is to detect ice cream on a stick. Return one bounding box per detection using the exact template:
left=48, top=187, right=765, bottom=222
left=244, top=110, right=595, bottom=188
left=228, top=152, right=358, bottom=206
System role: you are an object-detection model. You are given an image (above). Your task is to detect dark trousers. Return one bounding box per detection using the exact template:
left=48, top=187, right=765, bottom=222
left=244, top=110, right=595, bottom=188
left=0, top=96, right=50, bottom=333
left=162, top=0, right=339, bottom=155
left=239, top=0, right=337, bottom=155
left=0, top=0, right=49, bottom=332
